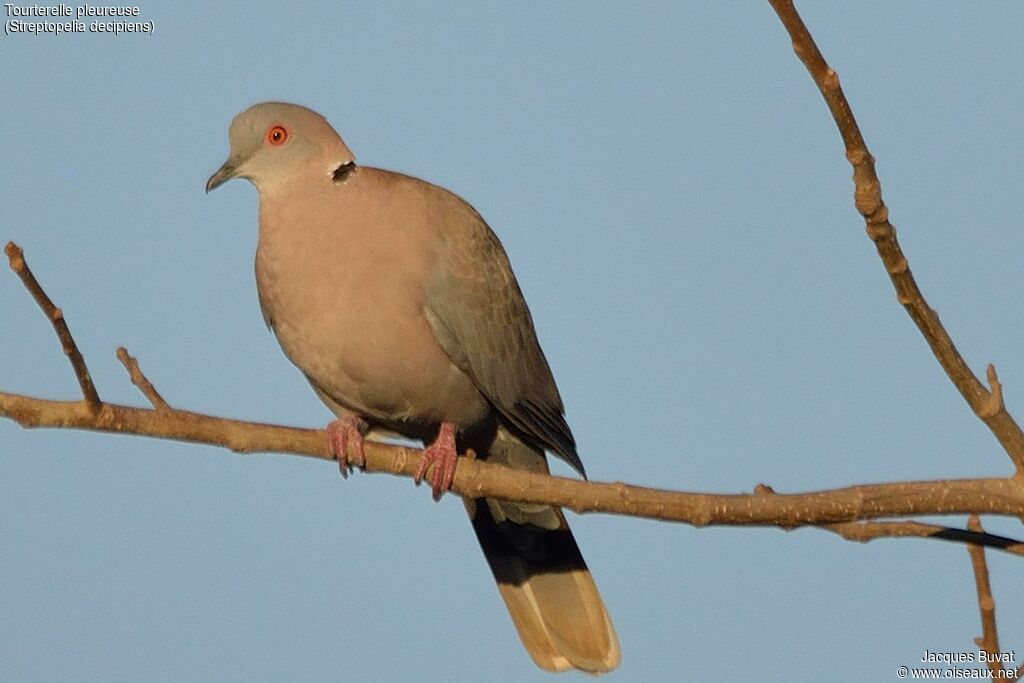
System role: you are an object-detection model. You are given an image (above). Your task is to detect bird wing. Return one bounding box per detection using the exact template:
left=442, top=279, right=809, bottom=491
left=422, top=198, right=584, bottom=475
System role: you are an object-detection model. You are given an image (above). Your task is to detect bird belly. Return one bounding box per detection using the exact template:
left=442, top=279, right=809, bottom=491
left=255, top=232, right=490, bottom=433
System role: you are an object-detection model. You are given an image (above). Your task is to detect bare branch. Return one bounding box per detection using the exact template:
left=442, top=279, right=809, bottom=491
left=824, top=520, right=1024, bottom=558
left=766, top=1, right=1024, bottom=476
left=5, top=242, right=1024, bottom=549
left=5, top=242, right=101, bottom=410
left=4, top=391, right=1024, bottom=530
left=116, top=347, right=170, bottom=411
left=967, top=516, right=1010, bottom=678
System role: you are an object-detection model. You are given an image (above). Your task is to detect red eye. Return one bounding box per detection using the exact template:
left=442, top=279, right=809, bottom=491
left=267, top=125, right=288, bottom=145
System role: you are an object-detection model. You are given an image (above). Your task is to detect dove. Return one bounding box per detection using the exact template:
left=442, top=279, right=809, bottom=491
left=206, top=102, right=619, bottom=673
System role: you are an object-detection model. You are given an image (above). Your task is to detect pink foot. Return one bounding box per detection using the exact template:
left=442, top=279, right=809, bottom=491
left=414, top=422, right=459, bottom=500
left=327, top=414, right=368, bottom=478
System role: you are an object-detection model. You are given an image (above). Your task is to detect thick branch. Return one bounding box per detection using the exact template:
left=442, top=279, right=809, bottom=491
left=5, top=391, right=1024, bottom=535
left=766, top=1, right=1024, bottom=475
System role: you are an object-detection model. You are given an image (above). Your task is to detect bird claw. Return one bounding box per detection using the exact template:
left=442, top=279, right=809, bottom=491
left=414, top=422, right=459, bottom=500
left=327, top=415, right=367, bottom=478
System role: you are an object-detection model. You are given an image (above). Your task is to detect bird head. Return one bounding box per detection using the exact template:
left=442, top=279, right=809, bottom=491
left=206, top=101, right=355, bottom=193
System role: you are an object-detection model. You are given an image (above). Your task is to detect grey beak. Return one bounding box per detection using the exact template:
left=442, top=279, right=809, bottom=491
left=205, top=160, right=237, bottom=193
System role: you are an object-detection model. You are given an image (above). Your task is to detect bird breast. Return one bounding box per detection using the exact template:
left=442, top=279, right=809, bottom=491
left=253, top=172, right=490, bottom=430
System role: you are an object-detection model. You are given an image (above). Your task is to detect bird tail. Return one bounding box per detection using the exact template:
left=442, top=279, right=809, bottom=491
left=464, top=426, right=620, bottom=673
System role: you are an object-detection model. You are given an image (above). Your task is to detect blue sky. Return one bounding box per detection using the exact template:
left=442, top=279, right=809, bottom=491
left=3, top=3, right=1023, bottom=681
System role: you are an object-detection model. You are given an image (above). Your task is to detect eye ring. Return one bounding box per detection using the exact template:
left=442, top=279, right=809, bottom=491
left=267, top=125, right=288, bottom=145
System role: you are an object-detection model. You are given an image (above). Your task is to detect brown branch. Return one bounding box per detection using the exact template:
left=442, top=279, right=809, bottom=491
left=766, top=1, right=1024, bottom=476
left=5, top=242, right=101, bottom=411
left=824, top=520, right=1024, bottom=558
left=5, top=391, right=1024, bottom=532
left=5, top=243, right=1024, bottom=552
left=116, top=347, right=170, bottom=411
left=966, top=516, right=1014, bottom=678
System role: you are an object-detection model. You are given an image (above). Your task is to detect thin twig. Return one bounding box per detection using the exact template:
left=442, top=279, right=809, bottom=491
left=825, top=520, right=1024, bottom=558
left=766, top=0, right=1024, bottom=476
left=967, top=516, right=1007, bottom=678
left=116, top=347, right=170, bottom=411
left=4, top=242, right=101, bottom=410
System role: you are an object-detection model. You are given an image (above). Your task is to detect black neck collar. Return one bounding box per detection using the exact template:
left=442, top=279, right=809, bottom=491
left=332, top=161, right=357, bottom=182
